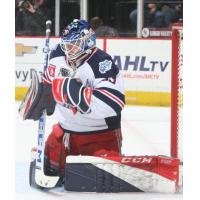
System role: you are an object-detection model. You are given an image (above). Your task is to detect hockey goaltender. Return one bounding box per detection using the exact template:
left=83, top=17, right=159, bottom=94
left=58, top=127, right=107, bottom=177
left=19, top=19, right=180, bottom=193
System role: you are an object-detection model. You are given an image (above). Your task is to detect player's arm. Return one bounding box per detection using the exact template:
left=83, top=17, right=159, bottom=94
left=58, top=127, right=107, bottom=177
left=19, top=44, right=73, bottom=120
left=90, top=75, right=125, bottom=118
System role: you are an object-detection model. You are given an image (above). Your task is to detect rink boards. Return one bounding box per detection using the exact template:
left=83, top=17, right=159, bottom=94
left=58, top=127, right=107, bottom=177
left=15, top=37, right=171, bottom=106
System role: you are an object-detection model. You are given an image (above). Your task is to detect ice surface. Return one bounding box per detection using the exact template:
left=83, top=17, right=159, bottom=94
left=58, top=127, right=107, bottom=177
left=15, top=102, right=182, bottom=200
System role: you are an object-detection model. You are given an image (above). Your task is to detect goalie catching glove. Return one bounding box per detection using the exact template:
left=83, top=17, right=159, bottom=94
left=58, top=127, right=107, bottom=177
left=52, top=77, right=92, bottom=114
left=18, top=69, right=56, bottom=120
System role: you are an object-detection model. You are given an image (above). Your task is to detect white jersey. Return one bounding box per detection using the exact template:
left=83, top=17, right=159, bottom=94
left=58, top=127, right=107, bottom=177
left=47, top=44, right=125, bottom=134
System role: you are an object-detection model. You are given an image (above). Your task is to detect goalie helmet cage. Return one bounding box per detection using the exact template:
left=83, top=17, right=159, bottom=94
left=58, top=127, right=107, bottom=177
left=171, top=23, right=183, bottom=161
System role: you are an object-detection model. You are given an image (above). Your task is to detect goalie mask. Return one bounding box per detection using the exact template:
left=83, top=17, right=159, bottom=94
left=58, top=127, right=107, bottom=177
left=60, top=19, right=96, bottom=68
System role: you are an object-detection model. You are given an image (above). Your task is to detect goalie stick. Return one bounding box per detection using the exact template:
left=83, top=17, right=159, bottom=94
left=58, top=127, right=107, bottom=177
left=30, top=20, right=60, bottom=188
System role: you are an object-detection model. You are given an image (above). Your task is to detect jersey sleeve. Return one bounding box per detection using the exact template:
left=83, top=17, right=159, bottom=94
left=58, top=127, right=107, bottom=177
left=78, top=49, right=125, bottom=119
left=87, top=74, right=125, bottom=119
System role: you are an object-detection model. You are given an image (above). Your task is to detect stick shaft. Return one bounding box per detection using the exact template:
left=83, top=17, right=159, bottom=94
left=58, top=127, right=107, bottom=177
left=34, top=20, right=59, bottom=188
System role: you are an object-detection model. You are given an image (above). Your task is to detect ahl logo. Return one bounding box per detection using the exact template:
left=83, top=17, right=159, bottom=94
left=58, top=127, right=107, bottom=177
left=99, top=60, right=112, bottom=74
left=15, top=43, right=38, bottom=56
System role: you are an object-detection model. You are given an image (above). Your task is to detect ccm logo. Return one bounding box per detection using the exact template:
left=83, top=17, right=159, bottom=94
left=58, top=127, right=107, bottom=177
left=121, top=157, right=153, bottom=164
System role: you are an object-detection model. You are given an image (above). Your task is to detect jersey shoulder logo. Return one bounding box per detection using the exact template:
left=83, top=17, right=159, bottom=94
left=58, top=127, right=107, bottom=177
left=99, top=59, right=112, bottom=74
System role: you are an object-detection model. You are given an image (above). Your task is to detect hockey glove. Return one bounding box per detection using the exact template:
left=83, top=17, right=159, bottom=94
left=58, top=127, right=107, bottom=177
left=18, top=69, right=56, bottom=120
left=52, top=77, right=92, bottom=114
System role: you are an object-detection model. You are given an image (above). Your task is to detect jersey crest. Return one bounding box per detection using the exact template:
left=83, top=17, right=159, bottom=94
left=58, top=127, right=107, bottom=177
left=99, top=60, right=112, bottom=74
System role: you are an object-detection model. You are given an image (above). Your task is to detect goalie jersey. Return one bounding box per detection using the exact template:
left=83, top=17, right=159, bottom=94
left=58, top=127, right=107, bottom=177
left=46, top=44, right=125, bottom=133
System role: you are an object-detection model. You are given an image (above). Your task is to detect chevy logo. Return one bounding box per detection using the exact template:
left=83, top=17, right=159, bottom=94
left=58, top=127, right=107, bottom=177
left=15, top=43, right=38, bottom=56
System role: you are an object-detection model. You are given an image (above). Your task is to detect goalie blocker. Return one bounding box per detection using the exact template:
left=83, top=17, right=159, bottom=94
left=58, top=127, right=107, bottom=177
left=64, top=155, right=180, bottom=193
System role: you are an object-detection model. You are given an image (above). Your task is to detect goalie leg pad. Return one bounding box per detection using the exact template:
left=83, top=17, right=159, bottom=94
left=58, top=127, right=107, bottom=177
left=64, top=155, right=180, bottom=193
